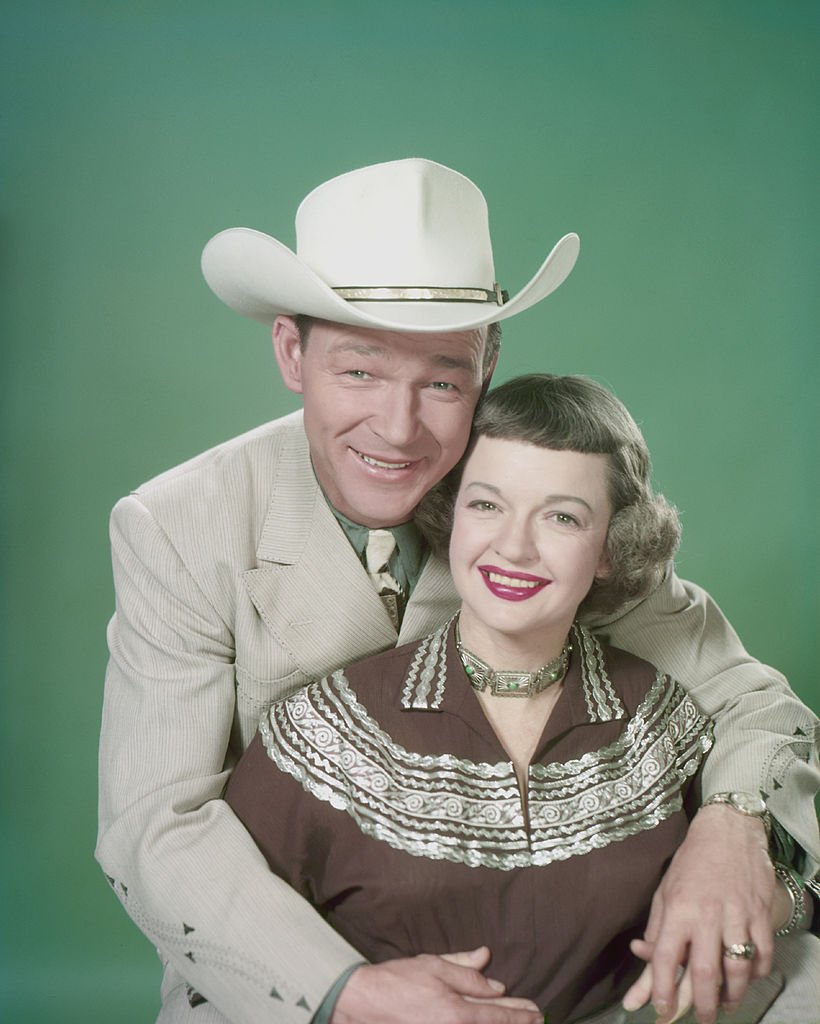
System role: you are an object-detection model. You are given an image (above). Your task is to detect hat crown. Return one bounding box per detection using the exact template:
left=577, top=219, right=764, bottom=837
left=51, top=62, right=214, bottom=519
left=295, top=158, right=496, bottom=290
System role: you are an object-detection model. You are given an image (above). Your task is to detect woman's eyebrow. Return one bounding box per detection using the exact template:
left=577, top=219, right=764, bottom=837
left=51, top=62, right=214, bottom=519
left=463, top=480, right=503, bottom=495
left=544, top=493, right=593, bottom=512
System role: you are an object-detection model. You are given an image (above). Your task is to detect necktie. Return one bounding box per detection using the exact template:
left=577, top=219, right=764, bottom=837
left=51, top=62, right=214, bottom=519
left=365, top=529, right=402, bottom=629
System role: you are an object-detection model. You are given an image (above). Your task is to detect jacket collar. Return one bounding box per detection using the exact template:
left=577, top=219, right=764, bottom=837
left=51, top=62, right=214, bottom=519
left=244, top=422, right=458, bottom=680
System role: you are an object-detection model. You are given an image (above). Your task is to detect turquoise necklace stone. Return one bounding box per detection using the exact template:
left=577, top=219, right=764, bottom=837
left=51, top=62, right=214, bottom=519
left=454, top=617, right=571, bottom=698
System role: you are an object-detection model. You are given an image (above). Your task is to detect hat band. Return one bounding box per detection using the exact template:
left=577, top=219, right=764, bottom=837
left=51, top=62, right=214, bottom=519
left=333, top=284, right=508, bottom=305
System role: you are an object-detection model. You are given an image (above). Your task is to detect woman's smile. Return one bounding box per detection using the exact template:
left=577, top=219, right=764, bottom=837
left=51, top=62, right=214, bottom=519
left=479, top=564, right=551, bottom=601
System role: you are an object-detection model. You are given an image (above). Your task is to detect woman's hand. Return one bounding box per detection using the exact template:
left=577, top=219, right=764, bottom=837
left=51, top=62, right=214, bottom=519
left=623, top=938, right=692, bottom=1023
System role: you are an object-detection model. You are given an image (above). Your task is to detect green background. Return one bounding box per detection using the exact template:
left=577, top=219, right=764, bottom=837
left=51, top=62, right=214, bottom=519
left=2, top=2, right=817, bottom=1020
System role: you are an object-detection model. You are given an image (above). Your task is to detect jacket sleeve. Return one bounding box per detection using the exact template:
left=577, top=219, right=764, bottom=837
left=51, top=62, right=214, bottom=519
left=587, top=565, right=820, bottom=872
left=96, top=495, right=362, bottom=1024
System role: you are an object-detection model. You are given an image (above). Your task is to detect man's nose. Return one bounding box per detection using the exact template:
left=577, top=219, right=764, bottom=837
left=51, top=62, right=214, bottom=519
left=370, top=386, right=422, bottom=448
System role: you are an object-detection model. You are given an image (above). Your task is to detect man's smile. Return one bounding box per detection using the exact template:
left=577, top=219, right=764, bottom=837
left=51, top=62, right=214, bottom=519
left=352, top=447, right=415, bottom=471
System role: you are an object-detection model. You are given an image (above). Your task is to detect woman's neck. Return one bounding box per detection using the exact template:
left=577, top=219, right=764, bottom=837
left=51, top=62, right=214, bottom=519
left=456, top=608, right=572, bottom=673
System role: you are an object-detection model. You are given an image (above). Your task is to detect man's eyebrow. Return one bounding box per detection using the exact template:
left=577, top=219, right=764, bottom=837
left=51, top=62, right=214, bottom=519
left=330, top=340, right=385, bottom=357
left=432, top=353, right=475, bottom=372
left=329, top=341, right=475, bottom=373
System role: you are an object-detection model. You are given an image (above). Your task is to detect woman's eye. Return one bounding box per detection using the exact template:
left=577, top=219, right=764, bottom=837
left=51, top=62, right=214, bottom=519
left=468, top=500, right=498, bottom=512
left=551, top=512, right=579, bottom=526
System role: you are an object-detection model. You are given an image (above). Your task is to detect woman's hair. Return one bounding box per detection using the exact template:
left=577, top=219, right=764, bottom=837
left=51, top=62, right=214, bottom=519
left=416, top=373, right=680, bottom=616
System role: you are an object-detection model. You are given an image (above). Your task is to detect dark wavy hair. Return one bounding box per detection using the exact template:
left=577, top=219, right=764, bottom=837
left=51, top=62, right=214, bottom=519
left=416, top=373, right=680, bottom=616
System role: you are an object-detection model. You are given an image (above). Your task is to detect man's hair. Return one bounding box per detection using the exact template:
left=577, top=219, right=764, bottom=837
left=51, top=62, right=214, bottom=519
left=416, top=373, right=680, bottom=616
left=293, top=314, right=501, bottom=380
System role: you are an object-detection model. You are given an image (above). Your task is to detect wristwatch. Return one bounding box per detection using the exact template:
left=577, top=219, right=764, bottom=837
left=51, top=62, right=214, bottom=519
left=703, top=791, right=772, bottom=838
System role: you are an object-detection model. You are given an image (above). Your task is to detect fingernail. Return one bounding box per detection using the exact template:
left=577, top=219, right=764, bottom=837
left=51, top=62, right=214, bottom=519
left=488, top=978, right=505, bottom=993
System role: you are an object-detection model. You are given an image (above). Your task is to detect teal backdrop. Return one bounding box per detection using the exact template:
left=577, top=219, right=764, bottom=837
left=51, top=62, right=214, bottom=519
left=2, top=2, right=817, bottom=1021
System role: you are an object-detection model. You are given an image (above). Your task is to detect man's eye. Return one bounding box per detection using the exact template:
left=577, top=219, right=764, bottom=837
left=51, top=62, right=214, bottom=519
left=429, top=381, right=455, bottom=391
left=346, top=370, right=370, bottom=379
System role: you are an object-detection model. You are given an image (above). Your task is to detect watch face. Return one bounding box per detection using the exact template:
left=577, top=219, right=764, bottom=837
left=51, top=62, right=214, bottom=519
left=731, top=792, right=767, bottom=816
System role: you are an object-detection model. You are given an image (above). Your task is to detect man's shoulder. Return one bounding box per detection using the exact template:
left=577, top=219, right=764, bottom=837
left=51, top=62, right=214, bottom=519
left=108, top=410, right=313, bottom=558
left=132, top=410, right=307, bottom=503
left=579, top=626, right=671, bottom=714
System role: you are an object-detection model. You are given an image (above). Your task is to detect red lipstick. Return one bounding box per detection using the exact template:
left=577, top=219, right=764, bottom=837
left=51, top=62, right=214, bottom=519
left=478, top=564, right=550, bottom=602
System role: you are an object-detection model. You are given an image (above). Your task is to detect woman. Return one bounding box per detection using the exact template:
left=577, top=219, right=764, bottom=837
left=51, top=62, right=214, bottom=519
left=224, top=375, right=788, bottom=1022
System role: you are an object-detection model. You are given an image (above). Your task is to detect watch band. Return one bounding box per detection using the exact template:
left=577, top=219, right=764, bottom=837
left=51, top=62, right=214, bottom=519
left=702, top=791, right=772, bottom=840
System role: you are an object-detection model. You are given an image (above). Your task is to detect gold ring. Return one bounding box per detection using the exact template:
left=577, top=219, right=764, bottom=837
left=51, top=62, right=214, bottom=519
left=723, top=942, right=756, bottom=961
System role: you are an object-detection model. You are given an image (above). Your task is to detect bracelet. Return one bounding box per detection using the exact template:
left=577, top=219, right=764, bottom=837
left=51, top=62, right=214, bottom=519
left=773, top=862, right=807, bottom=936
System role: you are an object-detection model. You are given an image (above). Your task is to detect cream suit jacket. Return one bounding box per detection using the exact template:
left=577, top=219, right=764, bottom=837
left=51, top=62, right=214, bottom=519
left=96, top=410, right=819, bottom=1024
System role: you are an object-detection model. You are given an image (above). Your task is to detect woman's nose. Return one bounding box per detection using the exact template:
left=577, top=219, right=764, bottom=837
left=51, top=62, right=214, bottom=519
left=493, top=517, right=538, bottom=565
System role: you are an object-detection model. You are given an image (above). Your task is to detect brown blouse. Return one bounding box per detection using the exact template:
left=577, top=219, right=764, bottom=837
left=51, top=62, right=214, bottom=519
left=225, top=621, right=712, bottom=1023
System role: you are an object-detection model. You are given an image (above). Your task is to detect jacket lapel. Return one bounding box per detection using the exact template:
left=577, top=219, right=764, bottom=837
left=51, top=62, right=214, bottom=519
left=399, top=553, right=459, bottom=644
left=241, top=429, right=398, bottom=680
left=242, top=423, right=460, bottom=680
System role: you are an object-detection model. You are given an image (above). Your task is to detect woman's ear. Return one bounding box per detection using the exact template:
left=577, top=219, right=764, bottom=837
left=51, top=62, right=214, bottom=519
left=272, top=315, right=304, bottom=394
left=595, top=543, right=612, bottom=581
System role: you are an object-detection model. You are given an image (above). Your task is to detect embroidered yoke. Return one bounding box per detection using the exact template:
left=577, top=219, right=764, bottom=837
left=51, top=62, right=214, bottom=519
left=225, top=622, right=712, bottom=1024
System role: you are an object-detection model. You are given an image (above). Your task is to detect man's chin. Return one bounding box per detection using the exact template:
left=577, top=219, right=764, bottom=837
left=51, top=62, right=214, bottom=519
left=343, top=498, right=419, bottom=530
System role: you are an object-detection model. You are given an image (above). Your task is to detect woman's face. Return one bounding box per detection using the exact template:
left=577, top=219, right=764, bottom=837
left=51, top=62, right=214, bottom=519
left=449, top=435, right=612, bottom=655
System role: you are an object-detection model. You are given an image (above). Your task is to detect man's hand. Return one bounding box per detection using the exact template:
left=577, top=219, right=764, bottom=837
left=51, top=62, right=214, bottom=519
left=624, top=804, right=775, bottom=1024
left=331, top=947, right=542, bottom=1024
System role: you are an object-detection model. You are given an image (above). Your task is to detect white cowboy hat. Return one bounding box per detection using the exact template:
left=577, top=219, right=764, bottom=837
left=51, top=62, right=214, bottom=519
left=201, top=158, right=579, bottom=333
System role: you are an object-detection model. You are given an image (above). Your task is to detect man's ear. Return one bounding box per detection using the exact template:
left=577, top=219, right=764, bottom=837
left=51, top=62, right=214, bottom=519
left=480, top=349, right=499, bottom=397
left=272, top=315, right=304, bottom=394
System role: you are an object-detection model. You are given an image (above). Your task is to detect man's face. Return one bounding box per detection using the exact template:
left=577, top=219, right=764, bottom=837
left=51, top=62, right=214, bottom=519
left=274, top=318, right=487, bottom=528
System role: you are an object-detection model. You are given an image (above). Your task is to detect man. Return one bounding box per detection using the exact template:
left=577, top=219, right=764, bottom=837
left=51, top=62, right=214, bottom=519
left=97, top=159, right=819, bottom=1024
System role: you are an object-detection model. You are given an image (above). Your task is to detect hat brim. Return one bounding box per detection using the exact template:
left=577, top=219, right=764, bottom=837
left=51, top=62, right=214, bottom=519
left=201, top=228, right=580, bottom=333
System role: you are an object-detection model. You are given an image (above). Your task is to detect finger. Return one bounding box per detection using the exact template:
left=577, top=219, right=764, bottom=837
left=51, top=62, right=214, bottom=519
left=648, top=931, right=690, bottom=1022
left=643, top=886, right=666, bottom=944
left=622, top=961, right=653, bottom=1012
left=720, top=923, right=772, bottom=1015
left=628, top=950, right=693, bottom=1023
left=720, top=939, right=757, bottom=1015
left=426, top=953, right=508, bottom=999
left=667, top=969, right=693, bottom=1024
left=749, top=917, right=774, bottom=979
left=685, top=930, right=723, bottom=1024
left=629, top=937, right=654, bottom=964
left=437, top=948, right=508, bottom=997
left=440, top=947, right=493, bottom=970
left=462, top=995, right=541, bottom=1011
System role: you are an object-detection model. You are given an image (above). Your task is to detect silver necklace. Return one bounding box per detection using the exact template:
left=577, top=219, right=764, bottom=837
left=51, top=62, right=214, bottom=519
left=454, top=618, right=571, bottom=698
